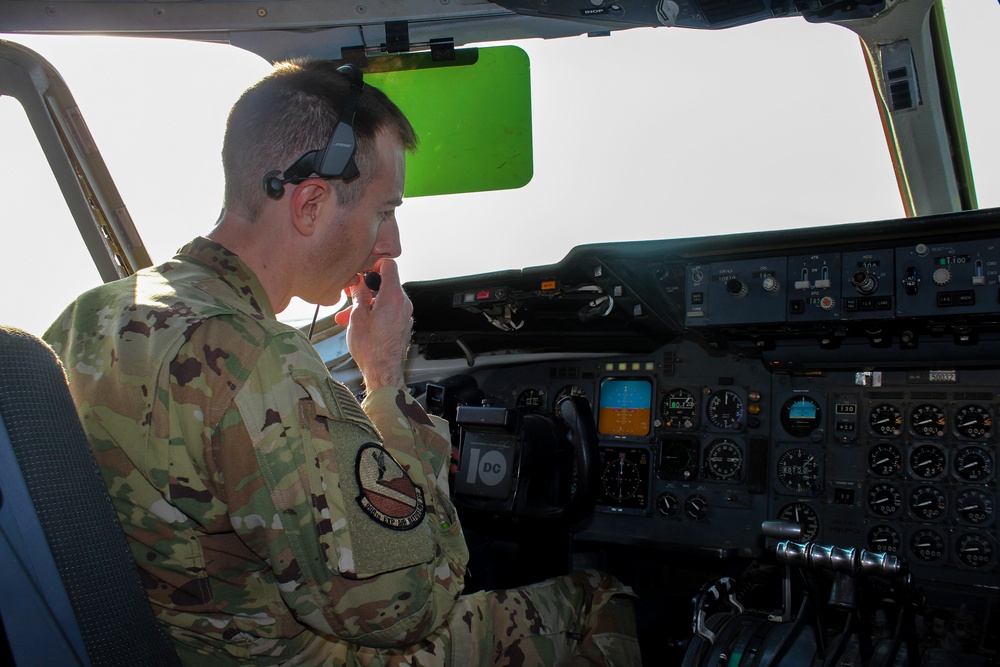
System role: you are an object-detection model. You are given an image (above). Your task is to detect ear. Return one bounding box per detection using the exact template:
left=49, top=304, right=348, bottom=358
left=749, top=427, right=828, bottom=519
left=288, top=178, right=334, bottom=237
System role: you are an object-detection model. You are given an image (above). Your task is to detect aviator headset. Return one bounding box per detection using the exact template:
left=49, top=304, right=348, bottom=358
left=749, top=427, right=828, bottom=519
left=262, top=64, right=365, bottom=200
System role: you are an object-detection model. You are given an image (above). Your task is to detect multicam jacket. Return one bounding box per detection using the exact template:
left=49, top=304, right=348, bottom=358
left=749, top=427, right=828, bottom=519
left=45, top=237, right=468, bottom=664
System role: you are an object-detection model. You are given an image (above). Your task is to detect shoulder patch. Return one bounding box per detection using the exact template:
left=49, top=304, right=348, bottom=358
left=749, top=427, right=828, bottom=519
left=355, top=443, right=426, bottom=531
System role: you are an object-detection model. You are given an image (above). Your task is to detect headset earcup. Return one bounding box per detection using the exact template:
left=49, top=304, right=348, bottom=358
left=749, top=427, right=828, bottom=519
left=263, top=170, right=285, bottom=199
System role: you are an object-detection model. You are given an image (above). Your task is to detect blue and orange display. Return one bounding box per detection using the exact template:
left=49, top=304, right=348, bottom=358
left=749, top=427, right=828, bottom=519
left=598, top=379, right=653, bottom=437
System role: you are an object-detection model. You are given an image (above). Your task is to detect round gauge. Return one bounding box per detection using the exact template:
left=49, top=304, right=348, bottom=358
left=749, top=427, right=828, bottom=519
left=955, top=446, right=994, bottom=482
left=705, top=438, right=743, bottom=480
left=909, top=486, right=947, bottom=521
left=868, top=404, right=902, bottom=437
left=955, top=488, right=995, bottom=525
left=780, top=396, right=822, bottom=438
left=776, top=448, right=822, bottom=495
left=516, top=388, right=545, bottom=409
left=909, top=528, right=946, bottom=563
left=660, top=388, right=697, bottom=429
left=706, top=389, right=744, bottom=430
left=910, top=404, right=946, bottom=438
left=655, top=492, right=680, bottom=519
left=777, top=502, right=819, bottom=541
left=909, top=445, right=946, bottom=480
left=867, top=483, right=902, bottom=517
left=955, top=533, right=995, bottom=569
left=684, top=494, right=710, bottom=521
left=867, top=525, right=901, bottom=554
left=659, top=439, right=696, bottom=479
left=600, top=451, right=642, bottom=504
left=954, top=404, right=992, bottom=439
left=868, top=444, right=902, bottom=477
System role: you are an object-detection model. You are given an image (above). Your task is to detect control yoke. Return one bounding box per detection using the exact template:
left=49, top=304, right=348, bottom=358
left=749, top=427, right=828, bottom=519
left=452, top=395, right=598, bottom=523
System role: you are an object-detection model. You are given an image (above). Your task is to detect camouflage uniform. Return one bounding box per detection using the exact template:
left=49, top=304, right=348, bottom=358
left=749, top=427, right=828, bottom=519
left=45, top=237, right=641, bottom=666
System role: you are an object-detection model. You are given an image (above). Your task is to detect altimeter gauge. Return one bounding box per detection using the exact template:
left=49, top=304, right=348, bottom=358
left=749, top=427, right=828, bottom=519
left=776, top=448, right=822, bottom=495
left=660, top=388, right=697, bottom=429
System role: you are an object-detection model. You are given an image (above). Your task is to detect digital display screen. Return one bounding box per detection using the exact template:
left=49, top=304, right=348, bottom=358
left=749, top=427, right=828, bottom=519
left=788, top=400, right=817, bottom=420
left=934, top=254, right=970, bottom=265
left=598, top=379, right=652, bottom=437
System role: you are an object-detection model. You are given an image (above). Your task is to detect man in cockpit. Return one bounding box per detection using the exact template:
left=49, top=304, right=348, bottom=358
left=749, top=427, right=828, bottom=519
left=45, top=59, right=640, bottom=665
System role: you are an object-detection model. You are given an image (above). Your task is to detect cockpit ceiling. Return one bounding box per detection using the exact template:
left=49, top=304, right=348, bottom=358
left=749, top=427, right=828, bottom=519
left=0, top=1, right=894, bottom=57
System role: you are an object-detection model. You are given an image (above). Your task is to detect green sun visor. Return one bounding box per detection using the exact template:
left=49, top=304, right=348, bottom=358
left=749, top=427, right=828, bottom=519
left=361, top=45, right=532, bottom=198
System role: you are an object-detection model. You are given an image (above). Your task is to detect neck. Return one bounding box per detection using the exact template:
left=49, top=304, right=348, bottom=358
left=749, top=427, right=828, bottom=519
left=208, top=210, right=296, bottom=313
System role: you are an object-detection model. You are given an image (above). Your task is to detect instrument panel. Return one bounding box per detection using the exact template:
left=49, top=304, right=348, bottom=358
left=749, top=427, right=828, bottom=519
left=408, top=209, right=1000, bottom=659
left=460, top=340, right=999, bottom=586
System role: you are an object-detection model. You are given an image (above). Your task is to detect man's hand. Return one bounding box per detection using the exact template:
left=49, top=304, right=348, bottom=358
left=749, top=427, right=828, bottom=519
left=334, top=258, right=413, bottom=390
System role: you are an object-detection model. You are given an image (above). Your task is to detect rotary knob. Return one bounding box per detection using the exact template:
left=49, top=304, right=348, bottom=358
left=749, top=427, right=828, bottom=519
left=762, top=275, right=780, bottom=293
left=819, top=295, right=835, bottom=311
left=726, top=278, right=749, bottom=298
left=851, top=270, right=878, bottom=294
left=932, top=267, right=951, bottom=286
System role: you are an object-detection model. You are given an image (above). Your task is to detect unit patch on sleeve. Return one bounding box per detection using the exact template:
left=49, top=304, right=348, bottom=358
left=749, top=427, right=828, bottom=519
left=355, top=443, right=426, bottom=531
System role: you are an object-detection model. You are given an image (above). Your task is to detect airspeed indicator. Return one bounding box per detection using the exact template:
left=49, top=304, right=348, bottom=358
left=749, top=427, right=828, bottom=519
left=706, top=390, right=743, bottom=430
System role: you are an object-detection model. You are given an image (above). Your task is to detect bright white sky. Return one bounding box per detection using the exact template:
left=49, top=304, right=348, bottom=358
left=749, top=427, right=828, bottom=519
left=2, top=2, right=998, bottom=335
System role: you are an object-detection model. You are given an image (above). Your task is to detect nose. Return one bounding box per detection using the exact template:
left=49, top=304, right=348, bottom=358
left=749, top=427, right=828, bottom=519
left=374, top=216, right=401, bottom=259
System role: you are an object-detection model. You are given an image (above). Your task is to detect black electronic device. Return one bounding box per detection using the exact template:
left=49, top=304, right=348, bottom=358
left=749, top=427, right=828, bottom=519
left=263, top=64, right=364, bottom=200
left=452, top=396, right=597, bottom=523
left=363, top=271, right=381, bottom=293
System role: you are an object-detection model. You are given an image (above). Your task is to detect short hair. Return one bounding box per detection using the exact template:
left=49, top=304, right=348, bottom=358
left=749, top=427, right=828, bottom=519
left=222, top=59, right=417, bottom=221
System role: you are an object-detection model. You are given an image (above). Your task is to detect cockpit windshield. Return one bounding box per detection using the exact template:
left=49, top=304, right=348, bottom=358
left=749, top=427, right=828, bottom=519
left=1, top=2, right=997, bottom=333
